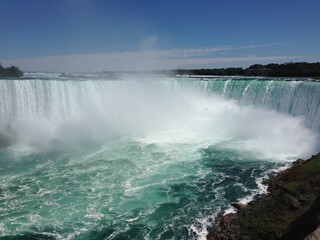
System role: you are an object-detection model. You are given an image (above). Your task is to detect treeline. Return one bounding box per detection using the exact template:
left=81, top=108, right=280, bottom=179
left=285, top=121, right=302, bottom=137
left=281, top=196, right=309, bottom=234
left=244, top=62, right=320, bottom=77
left=0, top=63, right=23, bottom=78
left=159, top=62, right=320, bottom=78
left=175, top=67, right=244, bottom=76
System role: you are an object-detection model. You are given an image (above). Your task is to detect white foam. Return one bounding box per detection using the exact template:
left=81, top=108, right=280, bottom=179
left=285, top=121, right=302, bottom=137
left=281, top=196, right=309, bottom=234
left=1, top=77, right=319, bottom=239
left=189, top=216, right=212, bottom=240
left=125, top=217, right=139, bottom=222
left=0, top=79, right=317, bottom=160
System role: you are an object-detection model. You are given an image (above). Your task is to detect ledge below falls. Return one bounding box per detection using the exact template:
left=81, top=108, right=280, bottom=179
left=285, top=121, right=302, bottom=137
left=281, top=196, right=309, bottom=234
left=208, top=153, right=320, bottom=240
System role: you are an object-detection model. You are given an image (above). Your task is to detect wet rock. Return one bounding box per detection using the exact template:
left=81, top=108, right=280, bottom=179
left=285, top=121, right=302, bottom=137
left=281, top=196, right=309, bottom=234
left=294, top=158, right=305, bottom=166
left=208, top=153, right=320, bottom=240
left=231, top=202, right=246, bottom=210
left=216, top=211, right=225, bottom=218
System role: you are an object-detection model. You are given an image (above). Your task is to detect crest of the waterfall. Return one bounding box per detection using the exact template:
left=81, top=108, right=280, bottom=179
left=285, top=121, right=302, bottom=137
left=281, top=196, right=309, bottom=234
left=0, top=76, right=318, bottom=159
left=183, top=78, right=320, bottom=132
left=0, top=78, right=194, bottom=150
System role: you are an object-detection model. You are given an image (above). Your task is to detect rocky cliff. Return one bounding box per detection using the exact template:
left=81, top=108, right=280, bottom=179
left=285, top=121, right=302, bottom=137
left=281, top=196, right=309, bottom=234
left=208, top=153, right=320, bottom=240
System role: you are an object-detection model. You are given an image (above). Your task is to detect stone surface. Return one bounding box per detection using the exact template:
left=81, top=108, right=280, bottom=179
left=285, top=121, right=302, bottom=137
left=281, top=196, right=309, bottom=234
left=208, top=153, right=320, bottom=240
left=231, top=202, right=246, bottom=210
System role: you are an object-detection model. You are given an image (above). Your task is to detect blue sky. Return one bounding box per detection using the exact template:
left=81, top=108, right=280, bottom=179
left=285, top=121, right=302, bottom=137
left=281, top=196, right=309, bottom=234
left=0, top=0, right=319, bottom=72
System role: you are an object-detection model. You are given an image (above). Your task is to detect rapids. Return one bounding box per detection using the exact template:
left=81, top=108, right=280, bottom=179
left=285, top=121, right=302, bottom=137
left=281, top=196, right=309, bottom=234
left=0, top=73, right=319, bottom=239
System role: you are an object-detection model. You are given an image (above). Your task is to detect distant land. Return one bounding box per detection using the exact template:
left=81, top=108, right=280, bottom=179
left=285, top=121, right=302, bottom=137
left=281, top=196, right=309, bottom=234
left=159, top=62, right=320, bottom=78
left=2, top=62, right=320, bottom=79
left=108, top=62, right=320, bottom=78
left=0, top=64, right=23, bottom=78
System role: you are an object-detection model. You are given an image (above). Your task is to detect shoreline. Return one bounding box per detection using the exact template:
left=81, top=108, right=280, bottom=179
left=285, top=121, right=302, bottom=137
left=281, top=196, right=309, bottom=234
left=207, top=153, right=320, bottom=240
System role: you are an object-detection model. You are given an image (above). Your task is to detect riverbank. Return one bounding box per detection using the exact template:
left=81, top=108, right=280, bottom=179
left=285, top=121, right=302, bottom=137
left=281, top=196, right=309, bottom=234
left=208, top=153, right=320, bottom=240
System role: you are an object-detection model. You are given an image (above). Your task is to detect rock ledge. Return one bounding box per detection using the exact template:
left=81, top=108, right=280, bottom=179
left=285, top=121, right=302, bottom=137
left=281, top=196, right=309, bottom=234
left=208, top=153, right=320, bottom=240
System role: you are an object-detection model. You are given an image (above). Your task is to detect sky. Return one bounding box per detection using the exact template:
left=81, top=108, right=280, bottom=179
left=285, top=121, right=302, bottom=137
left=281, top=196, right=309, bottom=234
left=0, top=0, right=319, bottom=72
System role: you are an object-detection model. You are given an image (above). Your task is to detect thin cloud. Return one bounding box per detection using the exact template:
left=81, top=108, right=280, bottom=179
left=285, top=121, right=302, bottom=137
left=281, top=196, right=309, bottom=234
left=144, top=43, right=282, bottom=59
left=1, top=44, right=302, bottom=72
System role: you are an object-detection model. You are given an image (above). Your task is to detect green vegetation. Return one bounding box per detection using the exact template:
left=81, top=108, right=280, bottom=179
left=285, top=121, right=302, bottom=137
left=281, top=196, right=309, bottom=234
left=160, top=62, right=320, bottom=78
left=173, top=67, right=245, bottom=76
left=0, top=63, right=23, bottom=78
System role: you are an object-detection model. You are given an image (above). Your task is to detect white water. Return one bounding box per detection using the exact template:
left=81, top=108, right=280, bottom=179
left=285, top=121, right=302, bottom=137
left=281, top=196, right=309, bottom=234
left=1, top=74, right=320, bottom=239
left=0, top=77, right=318, bottom=159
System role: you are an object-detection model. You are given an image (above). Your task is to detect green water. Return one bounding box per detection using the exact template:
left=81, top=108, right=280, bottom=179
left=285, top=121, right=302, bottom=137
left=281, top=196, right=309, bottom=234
left=0, top=74, right=319, bottom=239
left=0, top=139, right=285, bottom=240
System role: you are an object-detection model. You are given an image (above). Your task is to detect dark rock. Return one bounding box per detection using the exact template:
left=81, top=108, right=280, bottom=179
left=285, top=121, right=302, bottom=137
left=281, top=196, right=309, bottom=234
left=231, top=202, right=246, bottom=210
left=262, top=179, right=271, bottom=185
left=208, top=153, right=320, bottom=240
left=216, top=211, right=225, bottom=218
left=293, top=158, right=305, bottom=166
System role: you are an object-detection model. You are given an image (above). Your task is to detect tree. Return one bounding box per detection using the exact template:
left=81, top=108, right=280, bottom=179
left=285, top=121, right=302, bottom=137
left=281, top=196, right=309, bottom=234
left=0, top=63, right=23, bottom=78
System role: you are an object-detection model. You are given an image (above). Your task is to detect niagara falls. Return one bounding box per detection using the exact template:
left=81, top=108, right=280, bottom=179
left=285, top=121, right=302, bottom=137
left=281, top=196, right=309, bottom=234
left=0, top=73, right=319, bottom=239
left=1, top=0, right=320, bottom=239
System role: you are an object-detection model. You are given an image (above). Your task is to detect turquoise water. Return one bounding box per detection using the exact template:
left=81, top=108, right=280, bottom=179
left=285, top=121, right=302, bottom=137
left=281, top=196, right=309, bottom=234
left=0, top=74, right=319, bottom=239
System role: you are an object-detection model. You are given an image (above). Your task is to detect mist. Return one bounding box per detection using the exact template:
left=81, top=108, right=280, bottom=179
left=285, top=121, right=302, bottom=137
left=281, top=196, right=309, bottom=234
left=0, top=78, right=318, bottom=159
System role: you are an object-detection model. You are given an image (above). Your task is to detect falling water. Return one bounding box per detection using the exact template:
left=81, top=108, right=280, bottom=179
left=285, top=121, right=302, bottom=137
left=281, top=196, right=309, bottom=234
left=0, top=73, right=319, bottom=239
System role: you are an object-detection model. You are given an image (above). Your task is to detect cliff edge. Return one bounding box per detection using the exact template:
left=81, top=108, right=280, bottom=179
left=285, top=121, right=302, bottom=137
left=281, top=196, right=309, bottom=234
left=208, top=153, right=320, bottom=240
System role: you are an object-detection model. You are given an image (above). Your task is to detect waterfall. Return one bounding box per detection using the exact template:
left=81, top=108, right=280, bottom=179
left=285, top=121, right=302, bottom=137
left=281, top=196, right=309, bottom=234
left=177, top=77, right=320, bottom=132
left=0, top=75, right=319, bottom=154
left=1, top=76, right=320, bottom=132
left=0, top=74, right=319, bottom=240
